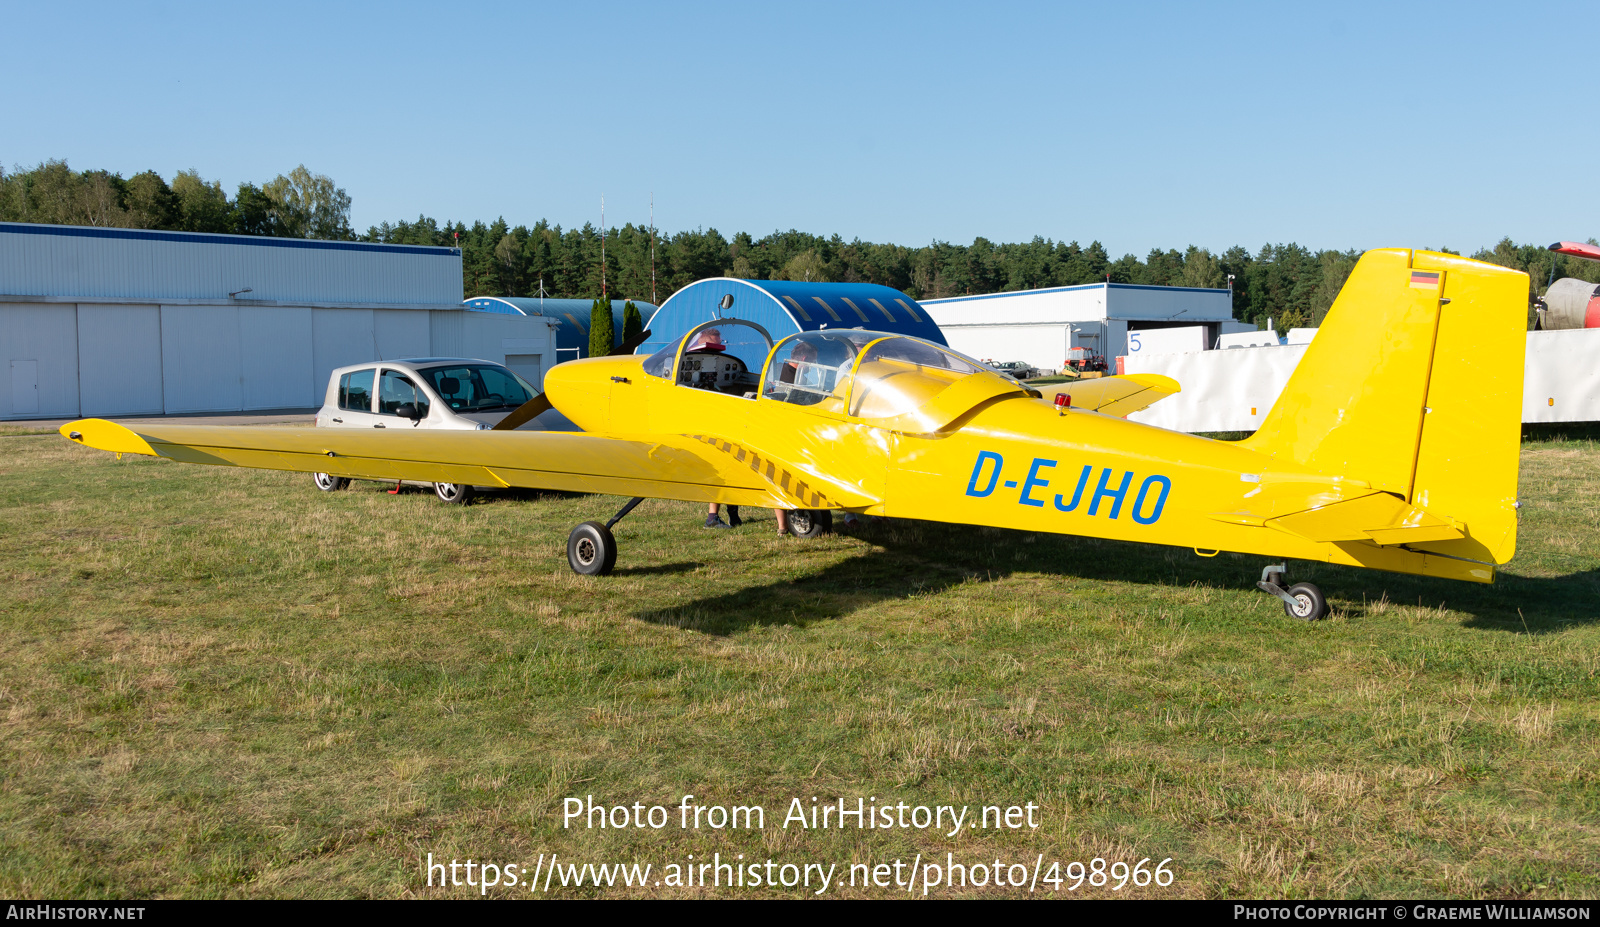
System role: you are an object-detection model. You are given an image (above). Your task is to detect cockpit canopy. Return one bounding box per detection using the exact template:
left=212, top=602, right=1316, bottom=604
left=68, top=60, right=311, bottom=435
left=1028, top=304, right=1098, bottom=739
left=762, top=330, right=1030, bottom=432
left=641, top=322, right=1030, bottom=432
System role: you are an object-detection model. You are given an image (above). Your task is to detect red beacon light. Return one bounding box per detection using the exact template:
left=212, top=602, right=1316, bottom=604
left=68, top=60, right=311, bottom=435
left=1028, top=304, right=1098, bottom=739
left=1054, top=392, right=1071, bottom=414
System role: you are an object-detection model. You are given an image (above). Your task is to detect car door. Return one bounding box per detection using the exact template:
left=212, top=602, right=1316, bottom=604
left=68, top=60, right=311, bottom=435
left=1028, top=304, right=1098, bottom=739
left=329, top=367, right=383, bottom=429
left=375, top=367, right=432, bottom=430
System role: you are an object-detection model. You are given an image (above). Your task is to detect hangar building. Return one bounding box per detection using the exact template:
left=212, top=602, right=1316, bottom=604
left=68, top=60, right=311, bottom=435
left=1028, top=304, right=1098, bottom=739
left=1, top=222, right=558, bottom=421
left=920, top=282, right=1250, bottom=374
left=638, top=278, right=946, bottom=362
left=461, top=296, right=658, bottom=364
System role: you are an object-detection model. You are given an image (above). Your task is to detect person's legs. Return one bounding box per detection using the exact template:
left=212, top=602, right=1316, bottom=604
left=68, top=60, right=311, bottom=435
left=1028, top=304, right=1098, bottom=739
left=727, top=505, right=742, bottom=527
left=705, top=503, right=730, bottom=529
left=774, top=509, right=789, bottom=536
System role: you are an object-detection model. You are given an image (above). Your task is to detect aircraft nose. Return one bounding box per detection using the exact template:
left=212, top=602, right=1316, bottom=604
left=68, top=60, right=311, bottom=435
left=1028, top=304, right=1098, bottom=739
left=543, top=356, right=635, bottom=432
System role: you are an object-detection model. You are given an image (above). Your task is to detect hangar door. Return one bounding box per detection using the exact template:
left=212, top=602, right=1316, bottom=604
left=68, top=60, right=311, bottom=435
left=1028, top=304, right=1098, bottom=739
left=10, top=360, right=38, bottom=415
left=161, top=305, right=243, bottom=413
left=78, top=305, right=164, bottom=416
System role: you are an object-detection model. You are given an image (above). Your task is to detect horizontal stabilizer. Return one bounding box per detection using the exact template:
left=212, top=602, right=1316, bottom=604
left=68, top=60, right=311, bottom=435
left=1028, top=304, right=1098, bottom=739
left=1212, top=483, right=1466, bottom=547
left=1049, top=373, right=1180, bottom=417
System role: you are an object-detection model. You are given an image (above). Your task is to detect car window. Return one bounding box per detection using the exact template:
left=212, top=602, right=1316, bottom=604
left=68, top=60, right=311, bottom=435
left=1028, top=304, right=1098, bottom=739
left=377, top=369, right=431, bottom=417
left=338, top=369, right=374, bottom=412
left=420, top=364, right=533, bottom=412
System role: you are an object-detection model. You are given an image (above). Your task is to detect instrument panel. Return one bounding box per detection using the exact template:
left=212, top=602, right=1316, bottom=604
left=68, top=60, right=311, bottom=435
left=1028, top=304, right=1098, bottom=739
left=679, top=350, right=755, bottom=392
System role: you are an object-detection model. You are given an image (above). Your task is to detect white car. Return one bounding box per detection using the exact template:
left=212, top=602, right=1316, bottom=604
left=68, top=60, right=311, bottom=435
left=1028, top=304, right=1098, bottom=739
left=310, top=357, right=539, bottom=504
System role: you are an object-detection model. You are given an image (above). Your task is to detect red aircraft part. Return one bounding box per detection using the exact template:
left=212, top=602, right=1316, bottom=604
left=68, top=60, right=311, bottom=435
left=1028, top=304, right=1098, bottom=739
left=1549, top=241, right=1600, bottom=262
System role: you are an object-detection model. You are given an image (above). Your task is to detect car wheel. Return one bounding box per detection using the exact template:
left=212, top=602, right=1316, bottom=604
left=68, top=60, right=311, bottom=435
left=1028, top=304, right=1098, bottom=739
left=433, top=482, right=475, bottom=505
left=567, top=521, right=617, bottom=576
left=787, top=509, right=833, bottom=539
left=1283, top=582, right=1329, bottom=622
left=312, top=472, right=348, bottom=492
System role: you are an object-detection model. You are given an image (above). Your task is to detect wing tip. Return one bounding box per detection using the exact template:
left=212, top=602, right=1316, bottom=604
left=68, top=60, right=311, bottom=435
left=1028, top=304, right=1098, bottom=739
left=60, top=418, right=159, bottom=457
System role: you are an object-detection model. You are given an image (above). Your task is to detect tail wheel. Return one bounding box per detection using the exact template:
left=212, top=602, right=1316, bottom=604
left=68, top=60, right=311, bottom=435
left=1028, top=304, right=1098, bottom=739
left=567, top=521, right=617, bottom=576
left=312, top=472, right=349, bottom=492
left=787, top=509, right=832, bottom=539
left=433, top=482, right=475, bottom=505
left=1283, top=582, right=1329, bottom=621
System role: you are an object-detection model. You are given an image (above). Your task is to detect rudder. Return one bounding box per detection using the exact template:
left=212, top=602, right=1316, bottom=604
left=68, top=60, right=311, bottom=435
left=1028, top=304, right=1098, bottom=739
left=1242, top=249, right=1526, bottom=565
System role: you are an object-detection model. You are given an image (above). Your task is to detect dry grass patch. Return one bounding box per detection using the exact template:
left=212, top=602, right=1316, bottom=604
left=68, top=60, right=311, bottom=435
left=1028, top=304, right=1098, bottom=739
left=0, top=433, right=1598, bottom=897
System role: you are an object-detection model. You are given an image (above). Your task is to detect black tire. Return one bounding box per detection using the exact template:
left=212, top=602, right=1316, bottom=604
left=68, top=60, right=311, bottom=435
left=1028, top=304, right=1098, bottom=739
left=312, top=472, right=349, bottom=493
left=433, top=482, right=475, bottom=505
left=787, top=509, right=833, bottom=539
left=1283, top=582, right=1329, bottom=621
left=567, top=521, right=617, bottom=576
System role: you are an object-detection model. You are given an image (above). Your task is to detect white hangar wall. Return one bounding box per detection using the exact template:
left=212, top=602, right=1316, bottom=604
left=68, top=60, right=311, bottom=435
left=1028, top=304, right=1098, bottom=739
left=4, top=304, right=82, bottom=417
left=0, top=222, right=556, bottom=420
left=921, top=283, right=1238, bottom=374
left=0, top=300, right=556, bottom=419
left=0, top=223, right=462, bottom=305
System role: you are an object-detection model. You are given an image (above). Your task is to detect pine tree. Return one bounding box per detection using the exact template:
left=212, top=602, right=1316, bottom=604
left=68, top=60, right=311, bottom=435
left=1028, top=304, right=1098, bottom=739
left=621, top=300, right=643, bottom=349
left=589, top=297, right=615, bottom=357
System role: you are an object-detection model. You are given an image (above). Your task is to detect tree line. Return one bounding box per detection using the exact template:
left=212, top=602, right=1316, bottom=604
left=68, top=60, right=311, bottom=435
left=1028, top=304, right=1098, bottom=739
left=4, top=160, right=1594, bottom=331
left=0, top=160, right=352, bottom=240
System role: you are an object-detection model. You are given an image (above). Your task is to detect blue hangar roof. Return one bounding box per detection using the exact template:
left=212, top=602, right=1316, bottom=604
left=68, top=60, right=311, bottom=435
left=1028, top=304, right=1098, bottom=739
left=463, top=296, right=658, bottom=359
left=637, top=278, right=946, bottom=357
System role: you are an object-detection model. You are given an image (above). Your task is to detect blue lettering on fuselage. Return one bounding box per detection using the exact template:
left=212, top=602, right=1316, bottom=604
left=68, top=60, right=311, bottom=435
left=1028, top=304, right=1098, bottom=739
left=966, top=451, right=1004, bottom=497
left=965, top=451, right=1171, bottom=525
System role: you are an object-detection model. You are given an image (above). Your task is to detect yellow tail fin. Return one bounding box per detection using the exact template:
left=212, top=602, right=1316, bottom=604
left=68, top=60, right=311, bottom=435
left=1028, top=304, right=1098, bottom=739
left=1242, top=249, right=1527, bottom=565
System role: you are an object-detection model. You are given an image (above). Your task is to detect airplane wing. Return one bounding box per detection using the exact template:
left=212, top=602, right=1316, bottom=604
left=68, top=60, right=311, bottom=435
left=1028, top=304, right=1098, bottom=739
left=1550, top=241, right=1600, bottom=262
left=60, top=418, right=870, bottom=510
left=1046, top=373, right=1180, bottom=417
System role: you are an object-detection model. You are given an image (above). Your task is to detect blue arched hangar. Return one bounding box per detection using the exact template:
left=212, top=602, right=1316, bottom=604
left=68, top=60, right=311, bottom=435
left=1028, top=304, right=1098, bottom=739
left=637, top=279, right=946, bottom=362
left=463, top=296, right=658, bottom=363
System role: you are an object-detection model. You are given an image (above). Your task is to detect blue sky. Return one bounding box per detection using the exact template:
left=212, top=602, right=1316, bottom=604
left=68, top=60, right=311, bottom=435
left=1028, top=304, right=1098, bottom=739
left=3, top=0, right=1594, bottom=256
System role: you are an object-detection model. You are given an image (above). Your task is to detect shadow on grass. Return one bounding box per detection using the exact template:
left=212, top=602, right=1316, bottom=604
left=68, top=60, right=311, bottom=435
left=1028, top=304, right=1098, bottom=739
left=1522, top=422, right=1600, bottom=443
left=631, top=517, right=1600, bottom=636
left=612, top=561, right=704, bottom=578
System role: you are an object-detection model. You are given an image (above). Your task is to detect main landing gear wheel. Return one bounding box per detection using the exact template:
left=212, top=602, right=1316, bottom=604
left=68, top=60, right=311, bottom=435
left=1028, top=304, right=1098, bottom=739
left=567, top=521, right=617, bottom=576
left=312, top=472, right=348, bottom=492
left=1283, top=583, right=1328, bottom=622
left=433, top=482, right=474, bottom=505
left=787, top=509, right=832, bottom=539
left=1256, top=563, right=1329, bottom=621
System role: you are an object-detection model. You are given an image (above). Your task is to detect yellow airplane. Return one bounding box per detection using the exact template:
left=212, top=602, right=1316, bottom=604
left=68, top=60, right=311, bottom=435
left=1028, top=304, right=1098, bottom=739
left=60, top=249, right=1527, bottom=621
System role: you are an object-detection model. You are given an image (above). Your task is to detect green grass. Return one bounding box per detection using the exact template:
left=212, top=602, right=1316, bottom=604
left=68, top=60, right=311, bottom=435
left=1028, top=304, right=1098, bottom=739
left=0, top=425, right=59, bottom=436
left=1, top=432, right=1597, bottom=898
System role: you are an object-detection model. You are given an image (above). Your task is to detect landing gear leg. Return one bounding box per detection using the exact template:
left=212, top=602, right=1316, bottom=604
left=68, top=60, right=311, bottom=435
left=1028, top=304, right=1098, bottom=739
left=566, top=497, right=645, bottom=576
left=606, top=496, right=645, bottom=530
left=1257, top=563, right=1329, bottom=622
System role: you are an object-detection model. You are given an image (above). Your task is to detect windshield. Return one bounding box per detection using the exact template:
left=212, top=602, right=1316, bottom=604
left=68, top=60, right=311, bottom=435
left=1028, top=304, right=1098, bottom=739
left=761, top=330, right=879, bottom=410
left=847, top=337, right=985, bottom=419
left=645, top=321, right=773, bottom=383
left=418, top=363, right=534, bottom=412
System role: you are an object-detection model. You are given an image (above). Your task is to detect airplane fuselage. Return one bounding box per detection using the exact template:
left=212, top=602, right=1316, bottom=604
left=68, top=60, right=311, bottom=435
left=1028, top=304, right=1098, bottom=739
left=545, top=353, right=1493, bottom=584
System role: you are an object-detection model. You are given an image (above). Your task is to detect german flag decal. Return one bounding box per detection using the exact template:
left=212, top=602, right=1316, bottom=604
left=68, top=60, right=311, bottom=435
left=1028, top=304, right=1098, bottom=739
left=1409, top=270, right=1441, bottom=289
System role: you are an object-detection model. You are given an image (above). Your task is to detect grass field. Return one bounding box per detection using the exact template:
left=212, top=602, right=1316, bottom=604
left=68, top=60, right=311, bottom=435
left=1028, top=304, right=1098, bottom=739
left=1, top=428, right=1597, bottom=899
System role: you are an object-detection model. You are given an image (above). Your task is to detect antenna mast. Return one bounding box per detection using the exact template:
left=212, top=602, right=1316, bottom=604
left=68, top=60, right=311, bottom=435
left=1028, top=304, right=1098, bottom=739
left=650, top=193, right=657, bottom=305
left=599, top=195, right=606, bottom=299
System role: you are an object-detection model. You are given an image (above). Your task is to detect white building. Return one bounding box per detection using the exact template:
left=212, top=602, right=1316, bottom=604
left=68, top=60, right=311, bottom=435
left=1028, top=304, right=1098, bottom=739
left=1, top=222, right=557, bottom=420
left=920, top=282, right=1252, bottom=374
left=1124, top=328, right=1599, bottom=432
